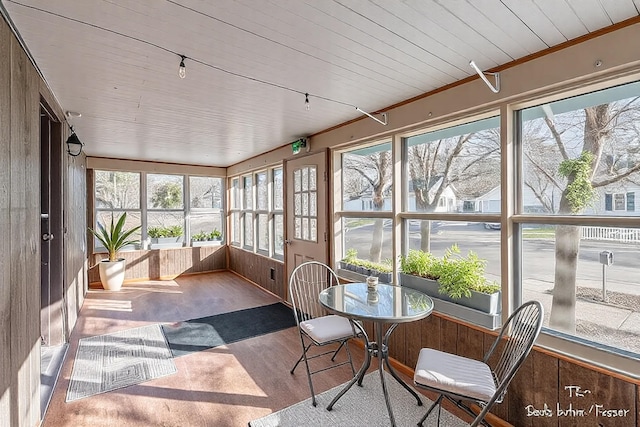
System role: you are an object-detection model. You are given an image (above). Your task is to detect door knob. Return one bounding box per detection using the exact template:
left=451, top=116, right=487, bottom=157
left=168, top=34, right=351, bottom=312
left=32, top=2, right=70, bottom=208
left=284, top=239, right=292, bottom=245
left=42, top=233, right=54, bottom=241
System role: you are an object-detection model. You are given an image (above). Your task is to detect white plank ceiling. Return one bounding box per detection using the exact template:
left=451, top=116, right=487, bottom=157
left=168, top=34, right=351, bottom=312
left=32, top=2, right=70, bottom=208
left=3, top=0, right=639, bottom=167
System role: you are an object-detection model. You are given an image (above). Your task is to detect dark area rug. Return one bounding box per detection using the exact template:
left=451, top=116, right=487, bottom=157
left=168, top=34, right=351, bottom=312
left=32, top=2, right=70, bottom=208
left=161, top=302, right=296, bottom=357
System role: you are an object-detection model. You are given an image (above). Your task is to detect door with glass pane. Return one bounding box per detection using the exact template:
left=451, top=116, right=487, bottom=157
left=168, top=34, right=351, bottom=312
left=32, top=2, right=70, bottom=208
left=285, top=151, right=328, bottom=289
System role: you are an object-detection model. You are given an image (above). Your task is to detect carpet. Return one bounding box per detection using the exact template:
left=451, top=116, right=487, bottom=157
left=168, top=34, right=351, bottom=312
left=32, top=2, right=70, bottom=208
left=249, top=371, right=469, bottom=427
left=161, top=302, right=297, bottom=357
left=66, top=324, right=177, bottom=402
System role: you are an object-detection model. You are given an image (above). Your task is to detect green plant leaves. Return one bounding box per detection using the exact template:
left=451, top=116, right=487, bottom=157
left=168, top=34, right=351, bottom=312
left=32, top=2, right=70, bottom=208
left=399, top=245, right=499, bottom=298
left=88, top=213, right=141, bottom=261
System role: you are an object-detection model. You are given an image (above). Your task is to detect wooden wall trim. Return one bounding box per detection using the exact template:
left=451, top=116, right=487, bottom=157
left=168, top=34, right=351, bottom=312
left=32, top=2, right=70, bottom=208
left=87, top=156, right=226, bottom=177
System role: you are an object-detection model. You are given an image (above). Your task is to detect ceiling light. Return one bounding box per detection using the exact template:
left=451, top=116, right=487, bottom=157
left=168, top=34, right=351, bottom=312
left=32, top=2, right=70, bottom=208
left=65, top=111, right=82, bottom=118
left=178, top=55, right=186, bottom=79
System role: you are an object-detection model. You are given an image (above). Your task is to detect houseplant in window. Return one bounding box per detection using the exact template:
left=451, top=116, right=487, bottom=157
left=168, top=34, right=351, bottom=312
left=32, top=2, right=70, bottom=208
left=208, top=228, right=222, bottom=241
left=89, top=212, right=141, bottom=291
left=191, top=229, right=223, bottom=247
left=399, top=245, right=501, bottom=315
left=148, top=225, right=184, bottom=248
left=339, top=248, right=393, bottom=283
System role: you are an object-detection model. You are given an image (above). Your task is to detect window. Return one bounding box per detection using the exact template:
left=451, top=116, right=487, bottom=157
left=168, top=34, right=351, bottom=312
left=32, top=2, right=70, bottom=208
left=293, top=166, right=317, bottom=241
left=342, top=217, right=393, bottom=264
left=93, top=170, right=224, bottom=250
left=342, top=142, right=392, bottom=212
left=338, top=142, right=393, bottom=266
left=517, top=80, right=640, bottom=356
left=406, top=117, right=500, bottom=214
left=189, top=176, right=223, bottom=243
left=605, top=192, right=635, bottom=212
left=229, top=166, right=284, bottom=260
left=230, top=178, right=241, bottom=245
left=94, top=171, right=141, bottom=250
left=273, top=167, right=284, bottom=259
left=256, top=171, right=269, bottom=253
left=242, top=175, right=254, bottom=249
left=147, top=174, right=185, bottom=245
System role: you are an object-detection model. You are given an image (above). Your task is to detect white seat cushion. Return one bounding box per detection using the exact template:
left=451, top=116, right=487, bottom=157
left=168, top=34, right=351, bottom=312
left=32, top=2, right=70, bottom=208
left=300, top=315, right=355, bottom=344
left=414, top=348, right=496, bottom=402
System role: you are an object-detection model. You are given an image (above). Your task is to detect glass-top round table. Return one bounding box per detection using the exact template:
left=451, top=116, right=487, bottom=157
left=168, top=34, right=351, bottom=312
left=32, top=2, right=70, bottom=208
left=319, top=282, right=434, bottom=427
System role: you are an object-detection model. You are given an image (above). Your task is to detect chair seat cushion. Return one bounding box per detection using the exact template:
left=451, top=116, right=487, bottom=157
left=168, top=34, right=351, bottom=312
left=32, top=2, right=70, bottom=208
left=414, top=348, right=496, bottom=402
left=300, top=315, right=355, bottom=344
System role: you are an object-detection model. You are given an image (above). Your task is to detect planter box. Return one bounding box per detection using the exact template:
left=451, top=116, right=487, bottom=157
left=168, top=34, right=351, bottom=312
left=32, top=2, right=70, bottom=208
left=191, top=240, right=222, bottom=247
left=399, top=273, right=501, bottom=315
left=149, top=236, right=184, bottom=249
left=338, top=262, right=393, bottom=284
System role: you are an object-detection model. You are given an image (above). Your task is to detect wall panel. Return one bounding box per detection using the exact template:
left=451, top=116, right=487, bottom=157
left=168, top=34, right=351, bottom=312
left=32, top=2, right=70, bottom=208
left=228, top=246, right=285, bottom=299
left=9, top=32, right=40, bottom=427
left=88, top=245, right=227, bottom=284
left=0, top=16, right=12, bottom=426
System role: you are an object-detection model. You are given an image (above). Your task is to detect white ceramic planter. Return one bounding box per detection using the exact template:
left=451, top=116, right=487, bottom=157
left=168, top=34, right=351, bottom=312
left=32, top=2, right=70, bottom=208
left=98, top=258, right=126, bottom=291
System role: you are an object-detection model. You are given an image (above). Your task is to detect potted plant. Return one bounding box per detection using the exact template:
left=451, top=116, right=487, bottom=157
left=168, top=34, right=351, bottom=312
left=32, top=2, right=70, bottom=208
left=149, top=225, right=184, bottom=248
left=192, top=230, right=222, bottom=247
left=208, top=228, right=222, bottom=241
left=89, top=213, right=141, bottom=291
left=191, top=231, right=207, bottom=242
left=339, top=248, right=359, bottom=272
left=399, top=245, right=501, bottom=315
left=338, top=249, right=393, bottom=283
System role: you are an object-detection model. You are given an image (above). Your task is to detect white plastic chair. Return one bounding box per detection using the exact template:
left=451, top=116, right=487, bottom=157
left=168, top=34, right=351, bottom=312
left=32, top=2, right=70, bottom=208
left=413, top=300, right=543, bottom=426
left=289, top=261, right=358, bottom=406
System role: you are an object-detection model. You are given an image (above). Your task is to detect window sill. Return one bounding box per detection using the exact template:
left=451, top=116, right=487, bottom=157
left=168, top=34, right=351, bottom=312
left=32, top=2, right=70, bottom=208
left=537, top=330, right=640, bottom=381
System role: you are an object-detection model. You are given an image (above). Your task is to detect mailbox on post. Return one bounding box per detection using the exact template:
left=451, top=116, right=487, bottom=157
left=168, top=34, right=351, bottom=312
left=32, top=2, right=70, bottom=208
left=599, top=250, right=614, bottom=265
left=599, top=250, right=614, bottom=302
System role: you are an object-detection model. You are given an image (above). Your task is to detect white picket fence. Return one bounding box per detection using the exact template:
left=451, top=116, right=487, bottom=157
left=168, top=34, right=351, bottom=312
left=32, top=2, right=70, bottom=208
left=582, top=226, right=640, bottom=243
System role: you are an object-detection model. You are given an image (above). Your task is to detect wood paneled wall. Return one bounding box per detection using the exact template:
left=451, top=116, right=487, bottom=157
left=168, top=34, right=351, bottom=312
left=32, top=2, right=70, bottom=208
left=1, top=15, right=88, bottom=427
left=1, top=19, right=41, bottom=427
left=228, top=246, right=285, bottom=299
left=383, top=312, right=639, bottom=427
left=88, top=245, right=227, bottom=284
left=0, top=20, right=10, bottom=427
left=64, top=153, right=88, bottom=336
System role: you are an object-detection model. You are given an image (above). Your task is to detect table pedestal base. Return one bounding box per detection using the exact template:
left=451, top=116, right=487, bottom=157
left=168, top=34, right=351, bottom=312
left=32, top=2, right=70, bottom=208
left=326, top=322, right=422, bottom=427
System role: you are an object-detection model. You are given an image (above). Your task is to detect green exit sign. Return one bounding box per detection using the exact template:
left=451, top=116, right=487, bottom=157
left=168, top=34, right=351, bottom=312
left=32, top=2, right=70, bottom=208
left=292, top=138, right=307, bottom=154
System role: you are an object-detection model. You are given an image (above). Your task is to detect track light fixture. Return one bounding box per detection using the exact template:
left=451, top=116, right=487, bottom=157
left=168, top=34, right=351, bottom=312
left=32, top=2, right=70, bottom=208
left=305, top=93, right=310, bottom=111
left=178, top=55, right=187, bottom=79
left=469, top=60, right=500, bottom=93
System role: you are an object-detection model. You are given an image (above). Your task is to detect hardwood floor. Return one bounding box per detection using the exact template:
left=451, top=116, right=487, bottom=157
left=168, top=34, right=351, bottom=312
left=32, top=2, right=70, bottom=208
left=43, top=271, right=376, bottom=427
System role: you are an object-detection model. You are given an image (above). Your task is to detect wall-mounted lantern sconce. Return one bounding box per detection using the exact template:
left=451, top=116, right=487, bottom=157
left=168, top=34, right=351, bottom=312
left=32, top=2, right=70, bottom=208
left=66, top=129, right=84, bottom=157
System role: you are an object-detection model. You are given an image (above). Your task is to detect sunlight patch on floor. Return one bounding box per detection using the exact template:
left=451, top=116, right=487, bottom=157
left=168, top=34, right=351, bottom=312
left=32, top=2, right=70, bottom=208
left=84, top=299, right=133, bottom=312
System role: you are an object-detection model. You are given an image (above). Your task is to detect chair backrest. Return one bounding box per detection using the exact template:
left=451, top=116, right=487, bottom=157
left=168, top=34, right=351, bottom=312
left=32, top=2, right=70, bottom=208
left=289, top=261, right=340, bottom=326
left=483, top=300, right=543, bottom=403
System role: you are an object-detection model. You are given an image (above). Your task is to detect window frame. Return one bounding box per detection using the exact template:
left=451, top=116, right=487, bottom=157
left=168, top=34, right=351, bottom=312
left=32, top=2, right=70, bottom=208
left=92, top=169, right=225, bottom=251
